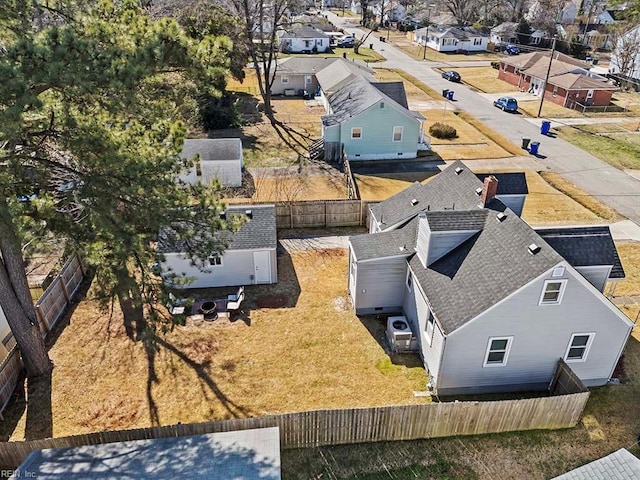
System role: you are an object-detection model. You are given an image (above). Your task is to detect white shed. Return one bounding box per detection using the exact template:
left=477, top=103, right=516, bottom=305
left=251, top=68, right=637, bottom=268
left=178, top=138, right=243, bottom=188
left=160, top=205, right=278, bottom=289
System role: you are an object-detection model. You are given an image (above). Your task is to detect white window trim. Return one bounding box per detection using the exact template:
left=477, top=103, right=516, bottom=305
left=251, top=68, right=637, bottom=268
left=392, top=126, right=403, bottom=142
left=483, top=336, right=513, bottom=367
left=351, top=127, right=362, bottom=139
left=209, top=255, right=223, bottom=267
left=586, top=89, right=594, bottom=99
left=539, top=279, right=567, bottom=305
left=425, top=314, right=434, bottom=346
left=564, top=332, right=595, bottom=363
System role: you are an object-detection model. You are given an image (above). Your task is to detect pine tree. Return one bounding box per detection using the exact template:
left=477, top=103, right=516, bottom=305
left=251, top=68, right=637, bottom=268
left=0, top=0, right=235, bottom=378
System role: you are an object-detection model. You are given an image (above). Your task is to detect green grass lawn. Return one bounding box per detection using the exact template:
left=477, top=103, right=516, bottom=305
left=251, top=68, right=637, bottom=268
left=555, top=125, right=640, bottom=170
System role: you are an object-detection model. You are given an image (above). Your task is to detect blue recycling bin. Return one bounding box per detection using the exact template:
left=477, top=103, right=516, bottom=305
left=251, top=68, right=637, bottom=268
left=447, top=90, right=454, bottom=100
left=529, top=141, right=540, bottom=155
left=541, top=120, right=551, bottom=135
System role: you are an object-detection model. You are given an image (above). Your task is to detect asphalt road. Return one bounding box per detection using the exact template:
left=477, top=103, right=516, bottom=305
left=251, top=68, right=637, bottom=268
left=327, top=12, right=640, bottom=226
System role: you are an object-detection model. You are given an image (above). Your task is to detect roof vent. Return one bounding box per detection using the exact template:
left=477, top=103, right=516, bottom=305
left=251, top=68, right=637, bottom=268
left=245, top=209, right=253, bottom=219
left=496, top=212, right=507, bottom=222
left=411, top=198, right=419, bottom=206
left=475, top=187, right=483, bottom=195
left=528, top=243, right=541, bottom=255
left=455, top=166, right=464, bottom=175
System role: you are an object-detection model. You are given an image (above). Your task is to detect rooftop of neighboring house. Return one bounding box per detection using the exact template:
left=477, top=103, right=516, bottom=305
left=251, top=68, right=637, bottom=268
left=491, top=22, right=518, bottom=34
left=552, top=448, right=640, bottom=480
left=427, top=26, right=489, bottom=40
left=279, top=26, right=330, bottom=39
left=352, top=161, right=623, bottom=334
left=321, top=75, right=424, bottom=126
left=180, top=139, right=242, bottom=162
left=500, top=51, right=589, bottom=70
left=158, top=204, right=277, bottom=254
left=315, top=58, right=376, bottom=93
left=276, top=56, right=373, bottom=77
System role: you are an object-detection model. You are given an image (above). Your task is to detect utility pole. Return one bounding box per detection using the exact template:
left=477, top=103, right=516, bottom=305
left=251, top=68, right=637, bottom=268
left=537, top=36, right=557, bottom=118
left=422, top=4, right=435, bottom=60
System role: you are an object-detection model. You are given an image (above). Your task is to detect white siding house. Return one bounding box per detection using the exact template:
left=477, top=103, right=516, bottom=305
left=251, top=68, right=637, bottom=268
left=278, top=26, right=330, bottom=53
left=160, top=205, right=278, bottom=289
left=178, top=139, right=243, bottom=188
left=350, top=161, right=632, bottom=396
left=415, top=26, right=488, bottom=53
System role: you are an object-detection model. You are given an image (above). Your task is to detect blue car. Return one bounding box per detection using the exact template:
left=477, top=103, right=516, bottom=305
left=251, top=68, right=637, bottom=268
left=493, top=96, right=518, bottom=112
left=504, top=44, right=520, bottom=55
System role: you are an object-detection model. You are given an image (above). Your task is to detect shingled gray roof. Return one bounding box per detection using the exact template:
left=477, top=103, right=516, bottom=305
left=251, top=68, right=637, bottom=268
left=476, top=172, right=528, bottom=195
left=276, top=57, right=373, bottom=76
left=370, top=82, right=409, bottom=109
left=370, top=160, right=488, bottom=230
left=552, top=448, right=640, bottom=480
left=180, top=139, right=242, bottom=162
left=280, top=26, right=329, bottom=39
left=535, top=226, right=625, bottom=279
left=158, top=205, right=277, bottom=254
left=315, top=59, right=376, bottom=94
left=409, top=205, right=562, bottom=334
left=350, top=218, right=417, bottom=261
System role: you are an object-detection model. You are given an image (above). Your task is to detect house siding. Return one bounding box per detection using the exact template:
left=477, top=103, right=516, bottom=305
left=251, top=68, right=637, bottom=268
left=403, top=274, right=444, bottom=384
left=435, top=264, right=631, bottom=396
left=162, top=249, right=276, bottom=288
left=352, top=256, right=408, bottom=315
left=574, top=265, right=612, bottom=292
left=340, top=105, right=420, bottom=160
left=271, top=75, right=308, bottom=96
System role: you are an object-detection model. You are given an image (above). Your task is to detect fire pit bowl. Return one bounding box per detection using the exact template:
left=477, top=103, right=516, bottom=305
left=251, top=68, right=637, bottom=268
left=199, top=301, right=217, bottom=315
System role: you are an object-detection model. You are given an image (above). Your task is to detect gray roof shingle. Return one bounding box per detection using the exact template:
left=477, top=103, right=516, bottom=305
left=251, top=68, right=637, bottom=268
left=552, top=448, right=640, bottom=480
left=280, top=26, right=330, bottom=39
left=370, top=161, right=486, bottom=230
left=350, top=218, right=417, bottom=261
left=424, top=210, right=488, bottom=231
left=180, top=139, right=242, bottom=162
left=409, top=205, right=562, bottom=334
left=535, top=226, right=625, bottom=279
left=370, top=82, right=409, bottom=109
left=158, top=205, right=277, bottom=253
left=13, top=427, right=281, bottom=479
left=476, top=172, right=529, bottom=195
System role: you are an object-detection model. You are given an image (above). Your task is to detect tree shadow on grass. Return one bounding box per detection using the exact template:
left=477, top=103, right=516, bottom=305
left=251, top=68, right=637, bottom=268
left=143, top=334, right=254, bottom=427
left=0, top=271, right=95, bottom=443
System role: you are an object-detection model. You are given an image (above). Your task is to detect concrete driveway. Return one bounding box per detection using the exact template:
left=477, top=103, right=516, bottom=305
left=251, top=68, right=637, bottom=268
left=326, top=11, right=640, bottom=226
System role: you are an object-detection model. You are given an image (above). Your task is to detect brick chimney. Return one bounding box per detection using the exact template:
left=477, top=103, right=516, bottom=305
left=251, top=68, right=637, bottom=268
left=480, top=175, right=499, bottom=207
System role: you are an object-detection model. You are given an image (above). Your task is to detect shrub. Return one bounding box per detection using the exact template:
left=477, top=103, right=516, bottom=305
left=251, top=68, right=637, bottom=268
left=491, top=61, right=500, bottom=69
left=429, top=122, right=457, bottom=139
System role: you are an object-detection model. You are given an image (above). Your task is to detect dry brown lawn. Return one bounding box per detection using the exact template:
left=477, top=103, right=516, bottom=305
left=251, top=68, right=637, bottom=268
left=424, top=111, right=513, bottom=160
left=393, top=43, right=500, bottom=63
left=454, top=66, right=519, bottom=94
left=613, top=242, right=640, bottom=297
left=375, top=69, right=433, bottom=103
left=250, top=173, right=347, bottom=202
left=355, top=172, right=435, bottom=201
left=518, top=99, right=585, bottom=119
left=2, top=250, right=427, bottom=441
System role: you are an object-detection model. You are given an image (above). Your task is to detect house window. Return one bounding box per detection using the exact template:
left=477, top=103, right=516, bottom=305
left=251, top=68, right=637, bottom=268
left=539, top=279, right=567, bottom=305
left=305, top=75, right=312, bottom=84
left=565, top=333, right=595, bottom=362
left=304, top=40, right=311, bottom=48
left=392, top=126, right=403, bottom=142
left=426, top=313, right=434, bottom=346
left=587, top=89, right=594, bottom=99
left=553, top=86, right=558, bottom=96
left=484, top=337, right=513, bottom=367
left=351, top=127, right=362, bottom=139
left=380, top=102, right=385, bottom=108
left=209, top=255, right=223, bottom=267
left=281, top=75, right=289, bottom=84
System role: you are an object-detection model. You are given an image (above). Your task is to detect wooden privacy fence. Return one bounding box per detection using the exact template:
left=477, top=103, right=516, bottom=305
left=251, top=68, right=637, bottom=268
left=33, top=254, right=84, bottom=337
left=275, top=200, right=366, bottom=229
left=0, top=389, right=589, bottom=468
left=0, top=253, right=85, bottom=417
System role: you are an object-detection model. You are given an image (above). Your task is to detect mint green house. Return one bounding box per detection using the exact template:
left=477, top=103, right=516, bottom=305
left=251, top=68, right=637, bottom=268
left=281, top=58, right=428, bottom=162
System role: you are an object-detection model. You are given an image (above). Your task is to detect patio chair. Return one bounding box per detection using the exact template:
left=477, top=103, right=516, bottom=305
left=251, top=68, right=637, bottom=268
left=227, top=286, right=245, bottom=303
left=226, top=288, right=245, bottom=313
left=167, top=293, right=186, bottom=315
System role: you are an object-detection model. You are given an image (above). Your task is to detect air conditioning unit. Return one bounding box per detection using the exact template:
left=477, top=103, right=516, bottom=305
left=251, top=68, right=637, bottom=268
left=386, top=316, right=418, bottom=352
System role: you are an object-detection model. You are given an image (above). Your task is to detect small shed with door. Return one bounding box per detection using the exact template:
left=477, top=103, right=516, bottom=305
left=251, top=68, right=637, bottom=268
left=178, top=138, right=243, bottom=188
left=160, top=205, right=278, bottom=289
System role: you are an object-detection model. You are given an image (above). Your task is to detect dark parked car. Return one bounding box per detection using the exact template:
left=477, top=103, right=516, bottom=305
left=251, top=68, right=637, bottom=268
left=493, top=96, right=518, bottom=112
left=504, top=44, right=520, bottom=55
left=442, top=70, right=461, bottom=82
